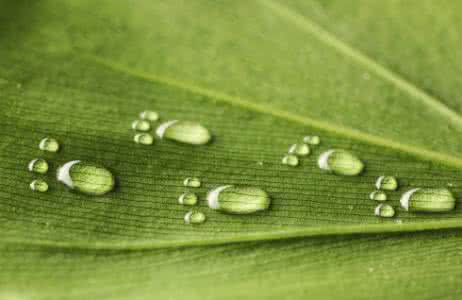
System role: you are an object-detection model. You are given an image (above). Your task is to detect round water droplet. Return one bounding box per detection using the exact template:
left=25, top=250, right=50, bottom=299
left=39, top=137, right=60, bottom=152
left=131, top=120, right=151, bottom=132
left=282, top=154, right=299, bottom=166
left=178, top=192, right=198, bottom=206
left=375, top=204, right=395, bottom=218
left=183, top=177, right=201, bottom=188
left=156, top=120, right=211, bottom=145
left=139, top=110, right=159, bottom=121
left=400, top=188, right=456, bottom=212
left=28, top=158, right=48, bottom=174
left=375, top=176, right=398, bottom=191
left=303, top=135, right=320, bottom=145
left=207, top=185, right=271, bottom=214
left=184, top=210, right=206, bottom=224
left=369, top=190, right=387, bottom=201
left=134, top=133, right=154, bottom=145
left=288, top=143, right=310, bottom=156
left=30, top=179, right=48, bottom=192
left=57, top=160, right=115, bottom=196
left=318, top=149, right=364, bottom=176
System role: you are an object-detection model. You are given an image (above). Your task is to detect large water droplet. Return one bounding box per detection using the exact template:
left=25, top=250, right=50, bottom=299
left=39, top=137, right=60, bottom=152
left=374, top=204, right=395, bottom=218
left=184, top=210, right=206, bottom=224
left=178, top=192, right=198, bottom=206
left=288, top=143, right=310, bottom=156
left=156, top=120, right=211, bottom=145
left=318, top=149, right=364, bottom=176
left=207, top=185, right=271, bottom=214
left=369, top=191, right=387, bottom=201
left=30, top=179, right=48, bottom=192
left=303, top=135, right=320, bottom=145
left=131, top=120, right=151, bottom=132
left=57, top=160, right=115, bottom=195
left=139, top=110, right=159, bottom=121
left=375, top=176, right=398, bottom=191
left=28, top=158, right=48, bottom=174
left=400, top=188, right=456, bottom=212
left=134, top=133, right=154, bottom=145
left=282, top=154, right=299, bottom=166
left=184, top=177, right=201, bottom=188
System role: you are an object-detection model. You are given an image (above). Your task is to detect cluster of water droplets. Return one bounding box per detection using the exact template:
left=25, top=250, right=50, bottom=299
left=370, top=176, right=399, bottom=218
left=282, top=135, right=320, bottom=167
left=28, top=138, right=60, bottom=192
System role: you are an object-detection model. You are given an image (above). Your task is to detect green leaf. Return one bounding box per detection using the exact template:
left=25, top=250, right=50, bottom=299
left=1, top=0, right=461, bottom=298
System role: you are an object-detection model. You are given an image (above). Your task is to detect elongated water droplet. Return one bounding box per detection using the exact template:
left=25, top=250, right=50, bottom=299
left=207, top=185, right=271, bottom=214
left=184, top=177, right=201, bottom=188
left=156, top=120, right=211, bottom=145
left=178, top=192, right=198, bottom=206
left=288, top=143, right=310, bottom=156
left=369, top=190, right=387, bottom=201
left=375, top=204, right=395, bottom=218
left=139, top=110, right=159, bottom=121
left=28, top=158, right=48, bottom=174
left=375, top=176, right=398, bottom=191
left=318, top=149, right=364, bottom=176
left=303, top=135, right=320, bottom=145
left=57, top=160, right=115, bottom=195
left=282, top=154, right=299, bottom=166
left=400, top=188, right=456, bottom=212
left=30, top=179, right=48, bottom=192
left=184, top=210, right=206, bottom=224
left=39, top=137, right=60, bottom=152
left=134, top=133, right=154, bottom=145
left=131, top=120, right=151, bottom=132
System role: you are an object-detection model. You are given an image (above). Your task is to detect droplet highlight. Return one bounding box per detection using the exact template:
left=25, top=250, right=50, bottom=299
left=375, top=176, right=398, bottom=191
left=30, top=179, right=48, bottom=192
left=28, top=158, right=48, bottom=174
left=57, top=160, right=115, bottom=196
left=318, top=149, right=364, bottom=176
left=303, top=135, right=320, bottom=145
left=156, top=120, right=211, bottom=145
left=184, top=210, right=206, bottom=224
left=369, top=191, right=387, bottom=201
left=178, top=192, right=198, bottom=206
left=134, top=133, right=154, bottom=145
left=140, top=110, right=159, bottom=121
left=184, top=177, right=201, bottom=188
left=282, top=154, right=299, bottom=166
left=39, top=137, right=60, bottom=152
left=400, top=188, right=456, bottom=212
left=131, top=120, right=151, bottom=132
left=207, top=185, right=271, bottom=214
left=375, top=204, right=395, bottom=218
left=288, top=143, right=310, bottom=156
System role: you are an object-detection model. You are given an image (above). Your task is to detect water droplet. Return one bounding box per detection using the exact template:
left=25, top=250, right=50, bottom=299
left=139, top=110, right=159, bottom=121
left=375, top=176, right=398, bottom=191
left=30, top=179, right=48, bottom=192
left=400, top=188, right=456, bottom=212
left=257, top=161, right=264, bottom=166
left=178, top=192, right=198, bottom=206
left=133, top=133, right=154, bottom=145
left=288, top=143, right=310, bottom=156
left=57, top=160, right=115, bottom=195
left=131, top=120, right=151, bottom=132
left=375, top=204, right=395, bottom=218
left=318, top=149, right=364, bottom=176
left=39, top=137, right=60, bottom=152
left=28, top=158, right=48, bottom=174
left=184, top=177, right=201, bottom=188
left=282, top=154, right=299, bottom=166
left=156, top=120, right=211, bottom=145
left=303, top=135, right=320, bottom=145
left=369, top=190, right=387, bottom=201
left=184, top=210, right=206, bottom=224
left=207, top=185, right=271, bottom=214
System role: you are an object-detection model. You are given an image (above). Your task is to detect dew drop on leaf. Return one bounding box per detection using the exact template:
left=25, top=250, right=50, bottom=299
left=184, top=210, right=206, bottom=224
left=30, top=179, right=48, bottom=192
left=156, top=120, right=212, bottom=145
left=178, top=192, right=198, bottom=206
left=400, top=188, right=456, bottom=212
left=139, top=110, right=159, bottom=121
left=375, top=176, right=398, bottom=191
left=39, top=137, right=60, bottom=152
left=369, top=190, right=387, bottom=201
left=28, top=158, right=48, bottom=174
left=374, top=204, right=395, bottom=218
left=303, top=135, right=320, bottom=145
left=318, top=149, right=364, bottom=176
left=207, top=185, right=271, bottom=214
left=282, top=154, right=299, bottom=166
left=134, top=133, right=154, bottom=145
left=288, top=143, right=310, bottom=156
left=131, top=120, right=151, bottom=132
left=183, top=177, right=201, bottom=188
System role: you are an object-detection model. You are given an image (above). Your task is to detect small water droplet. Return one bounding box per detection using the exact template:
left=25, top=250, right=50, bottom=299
left=39, top=137, right=60, bottom=152
left=318, top=149, right=364, bottom=176
left=30, top=179, right=48, bottom=192
left=375, top=176, right=398, bottom=191
left=400, top=188, right=456, bottom=212
left=375, top=204, right=395, bottom=218
left=134, top=133, right=154, bottom=145
left=184, top=210, right=206, bottom=224
left=156, top=120, right=212, bottom=145
left=303, top=135, right=320, bottom=145
left=28, top=158, right=48, bottom=174
left=178, top=192, right=198, bottom=206
left=257, top=161, right=264, bottom=166
left=57, top=160, right=115, bottom=195
left=131, top=120, right=151, bottom=131
left=184, top=177, right=201, bottom=188
left=369, top=190, right=387, bottom=201
left=282, top=154, right=299, bottom=166
left=139, top=110, right=159, bottom=121
left=288, top=143, right=310, bottom=156
left=207, top=185, right=271, bottom=214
